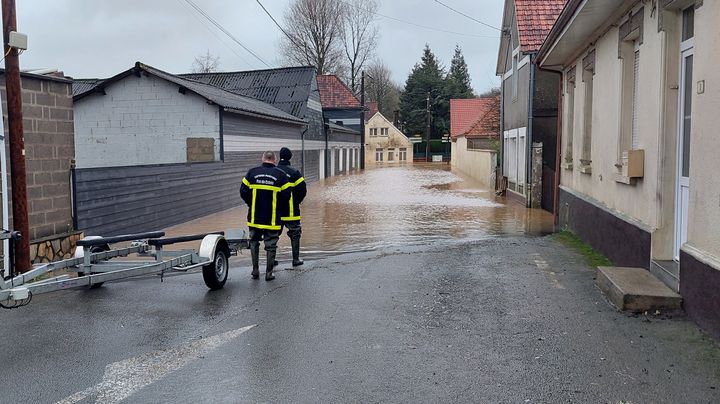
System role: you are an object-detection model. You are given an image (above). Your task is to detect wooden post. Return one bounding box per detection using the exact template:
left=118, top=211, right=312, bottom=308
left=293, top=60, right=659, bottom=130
left=2, top=0, right=30, bottom=273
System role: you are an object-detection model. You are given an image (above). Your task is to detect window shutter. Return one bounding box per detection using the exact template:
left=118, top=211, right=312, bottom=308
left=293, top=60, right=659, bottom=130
left=631, top=50, right=640, bottom=150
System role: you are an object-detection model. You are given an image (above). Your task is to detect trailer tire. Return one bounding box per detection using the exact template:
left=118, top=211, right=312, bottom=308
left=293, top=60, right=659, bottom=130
left=78, top=244, right=110, bottom=289
left=203, top=248, right=229, bottom=290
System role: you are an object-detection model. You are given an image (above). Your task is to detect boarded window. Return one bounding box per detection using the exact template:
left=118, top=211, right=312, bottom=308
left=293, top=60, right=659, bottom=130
left=186, top=138, right=215, bottom=162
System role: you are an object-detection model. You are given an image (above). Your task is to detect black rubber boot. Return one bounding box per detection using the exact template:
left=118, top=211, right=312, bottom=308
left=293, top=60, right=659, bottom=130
left=291, top=238, right=304, bottom=267
left=250, top=242, right=260, bottom=279
left=265, top=250, right=276, bottom=281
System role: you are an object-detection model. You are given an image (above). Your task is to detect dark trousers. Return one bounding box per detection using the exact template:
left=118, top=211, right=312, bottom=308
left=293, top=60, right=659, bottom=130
left=283, top=220, right=302, bottom=241
left=249, top=229, right=280, bottom=252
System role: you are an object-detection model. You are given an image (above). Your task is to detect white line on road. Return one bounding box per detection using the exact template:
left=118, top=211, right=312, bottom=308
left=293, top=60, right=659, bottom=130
left=533, top=254, right=565, bottom=289
left=55, top=324, right=256, bottom=404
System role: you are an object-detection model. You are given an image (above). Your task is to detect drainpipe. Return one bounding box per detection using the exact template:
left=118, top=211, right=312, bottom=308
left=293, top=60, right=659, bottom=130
left=499, top=72, right=505, bottom=189
left=323, top=118, right=329, bottom=178
left=301, top=126, right=307, bottom=174
left=526, top=53, right=536, bottom=208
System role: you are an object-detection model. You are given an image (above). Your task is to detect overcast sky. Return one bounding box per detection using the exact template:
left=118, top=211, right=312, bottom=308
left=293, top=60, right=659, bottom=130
left=17, top=0, right=503, bottom=93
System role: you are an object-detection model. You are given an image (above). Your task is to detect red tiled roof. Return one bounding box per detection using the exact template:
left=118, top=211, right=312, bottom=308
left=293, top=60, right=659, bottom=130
left=515, top=0, right=567, bottom=52
left=450, top=97, right=500, bottom=140
left=316, top=75, right=361, bottom=109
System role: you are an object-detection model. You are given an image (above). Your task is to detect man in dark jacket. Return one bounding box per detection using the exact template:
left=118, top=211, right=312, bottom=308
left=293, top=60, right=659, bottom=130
left=276, top=147, right=307, bottom=267
left=240, top=151, right=290, bottom=281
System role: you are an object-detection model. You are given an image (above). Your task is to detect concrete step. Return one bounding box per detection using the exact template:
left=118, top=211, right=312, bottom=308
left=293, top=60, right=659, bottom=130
left=596, top=266, right=682, bottom=312
left=650, top=260, right=680, bottom=292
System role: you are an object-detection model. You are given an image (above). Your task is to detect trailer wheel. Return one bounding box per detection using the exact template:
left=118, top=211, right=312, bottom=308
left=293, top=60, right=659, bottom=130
left=203, top=248, right=228, bottom=290
left=78, top=244, right=110, bottom=289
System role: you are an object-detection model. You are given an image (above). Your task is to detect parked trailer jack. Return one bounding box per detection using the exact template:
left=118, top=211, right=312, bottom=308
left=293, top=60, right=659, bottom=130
left=0, top=229, right=250, bottom=309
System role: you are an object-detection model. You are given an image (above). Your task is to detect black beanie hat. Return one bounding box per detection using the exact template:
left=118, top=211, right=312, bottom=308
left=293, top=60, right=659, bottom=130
left=280, top=147, right=292, bottom=161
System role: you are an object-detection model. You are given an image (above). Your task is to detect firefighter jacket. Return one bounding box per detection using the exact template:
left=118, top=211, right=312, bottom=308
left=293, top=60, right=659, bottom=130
left=276, top=160, right=307, bottom=222
left=240, top=162, right=290, bottom=231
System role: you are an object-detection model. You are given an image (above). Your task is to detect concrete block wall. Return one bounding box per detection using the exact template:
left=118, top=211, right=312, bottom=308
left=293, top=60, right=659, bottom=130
left=0, top=72, right=75, bottom=241
left=73, top=73, right=220, bottom=168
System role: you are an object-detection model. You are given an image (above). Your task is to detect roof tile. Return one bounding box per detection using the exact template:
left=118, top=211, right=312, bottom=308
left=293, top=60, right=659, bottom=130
left=515, top=0, right=567, bottom=52
left=316, top=75, right=361, bottom=109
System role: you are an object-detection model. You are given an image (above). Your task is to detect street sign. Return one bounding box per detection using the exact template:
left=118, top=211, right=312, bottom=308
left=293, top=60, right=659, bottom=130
left=410, top=137, right=423, bottom=143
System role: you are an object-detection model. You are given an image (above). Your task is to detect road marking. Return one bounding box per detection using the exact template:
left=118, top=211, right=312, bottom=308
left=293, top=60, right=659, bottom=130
left=533, top=254, right=565, bottom=289
left=56, top=324, right=256, bottom=404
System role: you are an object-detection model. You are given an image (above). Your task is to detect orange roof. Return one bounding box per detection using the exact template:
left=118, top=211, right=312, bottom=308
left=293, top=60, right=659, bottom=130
left=316, top=75, right=361, bottom=109
left=450, top=97, right=500, bottom=140
left=515, top=0, right=567, bottom=52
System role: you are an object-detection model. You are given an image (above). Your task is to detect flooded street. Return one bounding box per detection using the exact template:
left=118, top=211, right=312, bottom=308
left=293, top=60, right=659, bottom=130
left=164, top=164, right=554, bottom=260
left=4, top=165, right=720, bottom=404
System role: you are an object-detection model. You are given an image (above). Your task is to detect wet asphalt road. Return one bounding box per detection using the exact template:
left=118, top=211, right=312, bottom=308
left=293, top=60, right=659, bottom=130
left=2, top=166, right=720, bottom=403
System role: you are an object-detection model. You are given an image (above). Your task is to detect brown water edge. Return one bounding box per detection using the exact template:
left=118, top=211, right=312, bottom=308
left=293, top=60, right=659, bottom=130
left=161, top=164, right=556, bottom=264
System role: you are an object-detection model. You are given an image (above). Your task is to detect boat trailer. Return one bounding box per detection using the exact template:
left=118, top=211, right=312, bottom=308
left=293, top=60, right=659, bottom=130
left=0, top=229, right=250, bottom=309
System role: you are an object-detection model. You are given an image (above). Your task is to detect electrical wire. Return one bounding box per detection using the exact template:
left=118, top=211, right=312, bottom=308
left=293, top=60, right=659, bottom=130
left=255, top=0, right=307, bottom=51
left=176, top=0, right=253, bottom=69
left=337, top=0, right=499, bottom=39
left=0, top=290, right=32, bottom=309
left=432, top=0, right=501, bottom=31
left=0, top=47, right=12, bottom=64
left=183, top=0, right=271, bottom=68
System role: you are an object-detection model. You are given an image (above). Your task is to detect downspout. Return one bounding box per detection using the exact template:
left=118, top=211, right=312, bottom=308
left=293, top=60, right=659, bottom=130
left=323, top=118, right=329, bottom=178
left=301, top=126, right=307, bottom=174
left=218, top=106, right=224, bottom=162
left=526, top=53, right=536, bottom=208
left=499, top=73, right=506, bottom=191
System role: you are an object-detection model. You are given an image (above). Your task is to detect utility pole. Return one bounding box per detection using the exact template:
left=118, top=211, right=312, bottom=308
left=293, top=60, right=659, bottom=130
left=359, top=71, right=365, bottom=170
left=425, top=91, right=431, bottom=162
left=2, top=0, right=30, bottom=273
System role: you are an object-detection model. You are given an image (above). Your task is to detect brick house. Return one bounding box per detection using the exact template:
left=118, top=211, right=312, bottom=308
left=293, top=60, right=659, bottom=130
left=450, top=97, right=501, bottom=188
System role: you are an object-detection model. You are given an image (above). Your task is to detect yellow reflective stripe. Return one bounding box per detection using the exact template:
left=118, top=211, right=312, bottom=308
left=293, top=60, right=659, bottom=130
left=271, top=190, right=277, bottom=227
left=242, top=177, right=250, bottom=187
left=248, top=223, right=282, bottom=230
left=249, top=184, right=282, bottom=192
left=291, top=177, right=305, bottom=186
left=250, top=188, right=257, bottom=226
left=288, top=194, right=294, bottom=218
left=281, top=216, right=301, bottom=221
left=280, top=182, right=292, bottom=190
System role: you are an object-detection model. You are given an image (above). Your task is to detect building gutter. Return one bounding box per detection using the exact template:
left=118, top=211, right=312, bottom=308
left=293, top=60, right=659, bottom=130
left=218, top=106, right=224, bottom=162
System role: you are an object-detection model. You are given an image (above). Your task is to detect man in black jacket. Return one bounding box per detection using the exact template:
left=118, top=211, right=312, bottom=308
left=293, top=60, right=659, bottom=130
left=240, top=151, right=290, bottom=281
left=276, top=147, right=307, bottom=267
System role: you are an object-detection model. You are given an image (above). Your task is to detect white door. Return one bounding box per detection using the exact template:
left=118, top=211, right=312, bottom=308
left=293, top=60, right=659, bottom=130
left=675, top=42, right=693, bottom=260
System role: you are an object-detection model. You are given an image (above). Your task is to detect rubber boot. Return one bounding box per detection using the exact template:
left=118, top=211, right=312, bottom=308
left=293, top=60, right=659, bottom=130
left=250, top=242, right=260, bottom=279
left=265, top=250, right=276, bottom=281
left=291, top=238, right=304, bottom=267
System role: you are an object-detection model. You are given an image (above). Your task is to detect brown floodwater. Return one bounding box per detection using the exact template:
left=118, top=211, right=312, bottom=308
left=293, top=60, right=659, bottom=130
left=163, top=164, right=555, bottom=261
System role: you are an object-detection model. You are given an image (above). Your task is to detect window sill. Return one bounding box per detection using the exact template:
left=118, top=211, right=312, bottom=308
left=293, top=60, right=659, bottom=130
left=614, top=173, right=638, bottom=185
left=561, top=162, right=573, bottom=170
left=578, top=164, right=592, bottom=174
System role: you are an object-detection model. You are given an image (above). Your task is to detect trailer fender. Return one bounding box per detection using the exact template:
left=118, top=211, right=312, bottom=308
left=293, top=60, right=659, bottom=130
left=73, top=236, right=104, bottom=259
left=199, top=234, right=229, bottom=263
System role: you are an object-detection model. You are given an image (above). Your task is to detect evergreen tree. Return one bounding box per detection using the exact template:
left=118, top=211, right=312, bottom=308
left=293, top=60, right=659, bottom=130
left=399, top=44, right=448, bottom=139
left=445, top=45, right=474, bottom=99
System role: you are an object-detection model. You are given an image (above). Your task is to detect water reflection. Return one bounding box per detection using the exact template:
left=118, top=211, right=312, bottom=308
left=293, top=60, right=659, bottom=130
left=163, top=165, right=555, bottom=258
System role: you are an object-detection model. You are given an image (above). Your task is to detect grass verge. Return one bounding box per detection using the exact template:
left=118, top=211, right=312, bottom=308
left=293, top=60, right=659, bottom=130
left=553, top=230, right=612, bottom=267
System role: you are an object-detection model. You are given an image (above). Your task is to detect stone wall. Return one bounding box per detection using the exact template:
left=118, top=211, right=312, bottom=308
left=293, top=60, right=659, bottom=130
left=0, top=71, right=75, bottom=242
left=29, top=230, right=83, bottom=263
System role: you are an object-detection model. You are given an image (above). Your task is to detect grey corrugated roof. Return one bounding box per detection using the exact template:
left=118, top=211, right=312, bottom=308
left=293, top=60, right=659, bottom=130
left=72, top=79, right=102, bottom=96
left=328, top=122, right=359, bottom=135
left=73, top=63, right=306, bottom=125
left=181, top=66, right=316, bottom=118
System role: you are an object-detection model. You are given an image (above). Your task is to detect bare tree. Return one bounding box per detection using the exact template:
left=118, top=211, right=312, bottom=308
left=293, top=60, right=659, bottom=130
left=341, top=0, right=379, bottom=93
left=365, top=61, right=401, bottom=119
left=191, top=50, right=220, bottom=73
left=280, top=0, right=346, bottom=75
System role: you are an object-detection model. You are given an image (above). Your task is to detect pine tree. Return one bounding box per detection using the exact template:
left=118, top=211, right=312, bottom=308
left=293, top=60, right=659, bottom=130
left=445, top=45, right=474, bottom=99
left=399, top=45, right=447, bottom=139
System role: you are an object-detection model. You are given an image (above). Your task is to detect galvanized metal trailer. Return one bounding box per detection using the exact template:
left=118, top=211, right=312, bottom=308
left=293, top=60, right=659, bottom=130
left=0, top=229, right=250, bottom=309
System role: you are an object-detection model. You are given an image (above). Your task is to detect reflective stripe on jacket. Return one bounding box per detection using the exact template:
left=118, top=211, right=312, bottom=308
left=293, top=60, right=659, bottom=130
left=276, top=160, right=307, bottom=222
left=239, top=163, right=290, bottom=230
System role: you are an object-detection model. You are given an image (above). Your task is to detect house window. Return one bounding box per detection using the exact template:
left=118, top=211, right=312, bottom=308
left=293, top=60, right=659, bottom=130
left=563, top=67, right=576, bottom=168
left=581, top=51, right=595, bottom=171
left=370, top=128, right=378, bottom=137
left=388, top=148, right=395, bottom=161
left=682, top=6, right=694, bottom=41
left=399, top=148, right=407, bottom=161
left=375, top=148, right=384, bottom=162
left=618, top=7, right=644, bottom=166
left=381, top=127, right=389, bottom=136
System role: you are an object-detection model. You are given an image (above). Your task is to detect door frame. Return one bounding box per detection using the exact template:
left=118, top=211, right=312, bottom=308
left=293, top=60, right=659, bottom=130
left=674, top=37, right=694, bottom=260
